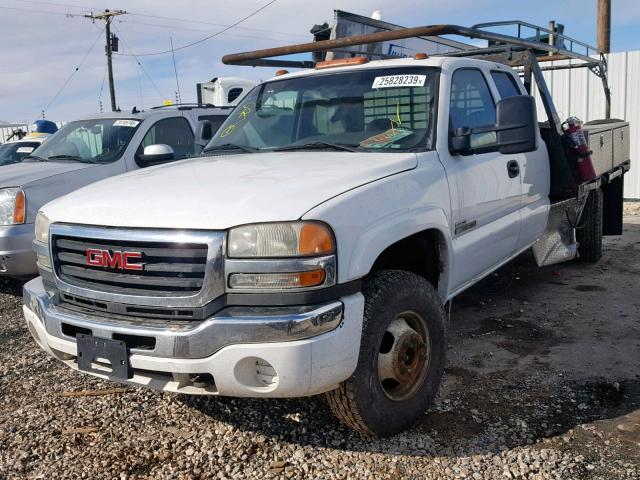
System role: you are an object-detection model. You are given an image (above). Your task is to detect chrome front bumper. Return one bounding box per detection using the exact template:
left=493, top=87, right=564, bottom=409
left=0, top=223, right=37, bottom=277
left=23, top=276, right=344, bottom=359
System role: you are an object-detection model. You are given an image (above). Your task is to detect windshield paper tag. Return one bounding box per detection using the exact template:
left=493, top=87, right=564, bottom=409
left=372, top=75, right=426, bottom=89
left=17, top=147, right=35, bottom=153
left=360, top=128, right=413, bottom=148
left=113, top=119, right=140, bottom=127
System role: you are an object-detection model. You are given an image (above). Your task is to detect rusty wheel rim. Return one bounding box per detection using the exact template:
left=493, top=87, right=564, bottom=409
left=377, top=311, right=431, bottom=401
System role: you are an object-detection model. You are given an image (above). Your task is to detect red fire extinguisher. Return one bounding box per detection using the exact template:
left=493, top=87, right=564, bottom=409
left=562, top=116, right=597, bottom=182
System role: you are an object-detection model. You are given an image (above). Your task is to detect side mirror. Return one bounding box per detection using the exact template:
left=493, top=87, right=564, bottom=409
left=197, top=120, right=213, bottom=142
left=450, top=127, right=472, bottom=155
left=194, top=120, right=213, bottom=152
left=137, top=144, right=175, bottom=166
left=495, top=95, right=537, bottom=154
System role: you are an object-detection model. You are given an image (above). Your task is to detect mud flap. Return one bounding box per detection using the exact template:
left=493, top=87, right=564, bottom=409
left=532, top=199, right=579, bottom=267
left=602, top=175, right=624, bottom=236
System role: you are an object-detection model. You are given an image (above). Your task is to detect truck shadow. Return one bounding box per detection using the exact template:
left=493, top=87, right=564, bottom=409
left=186, top=222, right=640, bottom=456
left=0, top=277, right=24, bottom=297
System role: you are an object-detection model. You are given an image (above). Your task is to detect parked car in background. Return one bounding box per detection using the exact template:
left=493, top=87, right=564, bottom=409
left=0, top=104, right=232, bottom=278
left=0, top=138, right=46, bottom=166
left=0, top=120, right=59, bottom=166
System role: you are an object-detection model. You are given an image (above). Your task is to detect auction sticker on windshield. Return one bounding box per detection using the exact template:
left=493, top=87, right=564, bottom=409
left=372, top=75, right=426, bottom=89
left=113, top=120, right=140, bottom=127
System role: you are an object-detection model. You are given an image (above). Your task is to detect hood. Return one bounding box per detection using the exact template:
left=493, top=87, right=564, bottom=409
left=43, top=151, right=417, bottom=229
left=0, top=160, right=94, bottom=187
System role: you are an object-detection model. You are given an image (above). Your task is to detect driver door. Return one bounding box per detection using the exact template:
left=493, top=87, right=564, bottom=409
left=440, top=68, right=522, bottom=293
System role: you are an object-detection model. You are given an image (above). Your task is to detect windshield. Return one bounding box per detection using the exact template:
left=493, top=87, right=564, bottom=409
left=204, top=67, right=438, bottom=153
left=30, top=118, right=141, bottom=163
left=0, top=141, right=41, bottom=166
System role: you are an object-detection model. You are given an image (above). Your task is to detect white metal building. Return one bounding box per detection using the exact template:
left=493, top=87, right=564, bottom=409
left=532, top=50, right=639, bottom=199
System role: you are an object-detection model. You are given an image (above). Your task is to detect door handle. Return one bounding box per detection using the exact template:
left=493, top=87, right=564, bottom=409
left=507, top=160, right=520, bottom=178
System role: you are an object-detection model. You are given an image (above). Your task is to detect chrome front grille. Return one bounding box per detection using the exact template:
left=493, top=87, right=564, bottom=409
left=54, top=236, right=207, bottom=294
left=50, top=224, right=224, bottom=308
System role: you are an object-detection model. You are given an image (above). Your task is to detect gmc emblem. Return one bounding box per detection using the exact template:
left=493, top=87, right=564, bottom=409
left=86, top=249, right=143, bottom=271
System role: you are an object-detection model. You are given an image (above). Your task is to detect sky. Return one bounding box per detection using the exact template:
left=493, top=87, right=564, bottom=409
left=1, top=0, right=639, bottom=124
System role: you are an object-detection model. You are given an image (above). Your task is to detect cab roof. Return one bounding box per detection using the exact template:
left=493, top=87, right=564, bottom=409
left=71, top=105, right=231, bottom=123
left=265, top=56, right=513, bottom=83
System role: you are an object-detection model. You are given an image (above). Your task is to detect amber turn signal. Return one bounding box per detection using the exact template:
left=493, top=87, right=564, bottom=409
left=315, top=56, right=368, bottom=69
left=298, top=269, right=326, bottom=287
left=299, top=223, right=334, bottom=256
left=13, top=190, right=26, bottom=224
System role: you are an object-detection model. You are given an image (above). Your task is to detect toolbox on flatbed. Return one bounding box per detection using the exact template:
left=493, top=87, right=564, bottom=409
left=583, top=120, right=630, bottom=177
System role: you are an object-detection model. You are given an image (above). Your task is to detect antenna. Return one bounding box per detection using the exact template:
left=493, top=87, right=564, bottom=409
left=170, top=36, right=182, bottom=104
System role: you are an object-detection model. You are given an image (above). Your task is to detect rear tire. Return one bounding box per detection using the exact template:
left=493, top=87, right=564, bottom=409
left=326, top=270, right=446, bottom=436
left=577, top=188, right=603, bottom=262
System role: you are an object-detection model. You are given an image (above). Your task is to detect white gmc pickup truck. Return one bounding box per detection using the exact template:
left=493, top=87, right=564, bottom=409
left=23, top=25, right=631, bottom=436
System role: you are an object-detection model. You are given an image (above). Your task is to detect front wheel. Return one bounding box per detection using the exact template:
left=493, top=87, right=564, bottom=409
left=326, top=270, right=446, bottom=436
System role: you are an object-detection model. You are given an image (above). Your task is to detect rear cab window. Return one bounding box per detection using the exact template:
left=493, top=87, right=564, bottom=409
left=491, top=71, right=522, bottom=99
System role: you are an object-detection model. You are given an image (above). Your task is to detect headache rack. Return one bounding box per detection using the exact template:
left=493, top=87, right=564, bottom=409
left=223, top=20, right=625, bottom=199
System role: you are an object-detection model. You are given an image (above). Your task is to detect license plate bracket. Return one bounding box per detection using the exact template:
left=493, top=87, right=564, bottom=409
left=77, top=334, right=132, bottom=379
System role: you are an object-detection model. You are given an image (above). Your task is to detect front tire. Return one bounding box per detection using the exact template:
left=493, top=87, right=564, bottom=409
left=326, top=270, right=446, bottom=436
left=577, top=188, right=603, bottom=262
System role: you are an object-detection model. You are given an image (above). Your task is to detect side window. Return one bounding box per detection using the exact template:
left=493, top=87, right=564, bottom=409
left=491, top=71, right=522, bottom=99
left=137, top=117, right=194, bottom=162
left=450, top=69, right=497, bottom=149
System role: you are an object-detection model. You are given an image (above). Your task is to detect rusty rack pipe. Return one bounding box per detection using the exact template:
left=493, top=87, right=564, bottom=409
left=222, top=24, right=601, bottom=69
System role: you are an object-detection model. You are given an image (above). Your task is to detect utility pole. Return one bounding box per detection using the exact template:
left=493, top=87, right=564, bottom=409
left=76, top=9, right=127, bottom=111
left=597, top=0, right=611, bottom=53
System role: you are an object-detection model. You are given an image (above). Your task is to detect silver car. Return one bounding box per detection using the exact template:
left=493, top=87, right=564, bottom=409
left=0, top=105, right=230, bottom=278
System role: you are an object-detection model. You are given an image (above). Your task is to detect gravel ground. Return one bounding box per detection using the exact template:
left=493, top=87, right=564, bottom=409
left=1, top=215, right=639, bottom=479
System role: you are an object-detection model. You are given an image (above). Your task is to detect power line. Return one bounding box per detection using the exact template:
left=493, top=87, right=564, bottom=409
left=14, top=0, right=86, bottom=9
left=125, top=10, right=307, bottom=38
left=116, top=18, right=302, bottom=44
left=116, top=0, right=279, bottom=57
left=44, top=27, right=104, bottom=114
left=6, top=0, right=304, bottom=40
left=0, top=4, right=70, bottom=16
left=112, top=27, right=166, bottom=101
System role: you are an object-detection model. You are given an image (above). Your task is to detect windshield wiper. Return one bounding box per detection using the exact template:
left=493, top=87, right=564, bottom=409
left=274, top=142, right=358, bottom=152
left=202, top=143, right=258, bottom=154
left=47, top=155, right=94, bottom=163
left=23, top=155, right=48, bottom=162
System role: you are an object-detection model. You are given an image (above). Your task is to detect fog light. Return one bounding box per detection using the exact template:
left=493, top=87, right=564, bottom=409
left=229, top=269, right=325, bottom=289
left=234, top=357, right=279, bottom=388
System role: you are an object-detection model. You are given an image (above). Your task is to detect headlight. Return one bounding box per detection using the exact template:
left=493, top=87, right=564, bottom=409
left=34, top=212, right=51, bottom=269
left=228, top=221, right=334, bottom=258
left=0, top=188, right=26, bottom=226
left=226, top=221, right=336, bottom=292
left=35, top=212, right=50, bottom=244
